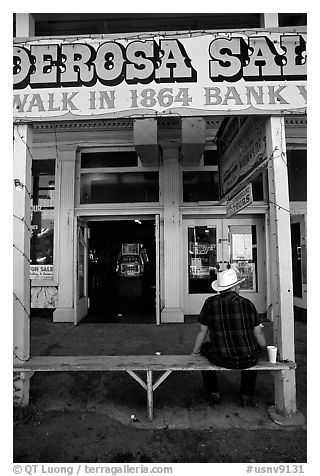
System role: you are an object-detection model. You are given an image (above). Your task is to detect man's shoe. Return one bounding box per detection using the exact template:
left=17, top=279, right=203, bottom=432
left=240, top=395, right=259, bottom=407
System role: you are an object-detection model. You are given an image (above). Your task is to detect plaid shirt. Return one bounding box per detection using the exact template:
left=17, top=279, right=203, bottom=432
left=199, top=292, right=261, bottom=360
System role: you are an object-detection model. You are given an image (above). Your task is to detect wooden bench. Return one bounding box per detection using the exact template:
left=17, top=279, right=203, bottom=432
left=14, top=355, right=296, bottom=420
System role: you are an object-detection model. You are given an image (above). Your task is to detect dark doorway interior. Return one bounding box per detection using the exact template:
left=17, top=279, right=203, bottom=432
left=84, top=220, right=156, bottom=323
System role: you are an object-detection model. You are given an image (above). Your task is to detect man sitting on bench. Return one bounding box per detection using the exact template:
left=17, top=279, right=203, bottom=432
left=191, top=267, right=267, bottom=407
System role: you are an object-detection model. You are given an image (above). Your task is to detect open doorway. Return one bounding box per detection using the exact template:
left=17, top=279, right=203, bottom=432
left=84, top=219, right=156, bottom=323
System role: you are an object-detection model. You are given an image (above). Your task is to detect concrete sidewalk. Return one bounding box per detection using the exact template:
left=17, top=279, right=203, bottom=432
left=29, top=316, right=307, bottom=430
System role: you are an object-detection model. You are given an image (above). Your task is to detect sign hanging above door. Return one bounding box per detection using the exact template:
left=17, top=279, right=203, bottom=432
left=226, top=183, right=253, bottom=218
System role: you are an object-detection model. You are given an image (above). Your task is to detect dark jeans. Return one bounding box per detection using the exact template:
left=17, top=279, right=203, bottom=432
left=200, top=342, right=259, bottom=397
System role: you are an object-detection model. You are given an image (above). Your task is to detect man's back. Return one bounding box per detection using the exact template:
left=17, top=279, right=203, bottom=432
left=199, top=291, right=260, bottom=360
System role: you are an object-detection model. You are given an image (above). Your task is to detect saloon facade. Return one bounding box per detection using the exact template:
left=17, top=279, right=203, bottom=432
left=13, top=13, right=307, bottom=416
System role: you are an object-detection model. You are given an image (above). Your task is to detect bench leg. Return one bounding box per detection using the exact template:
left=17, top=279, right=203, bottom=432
left=147, top=371, right=153, bottom=421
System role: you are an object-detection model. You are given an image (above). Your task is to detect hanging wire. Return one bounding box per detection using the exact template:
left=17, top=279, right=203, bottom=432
left=13, top=350, right=30, bottom=363
left=13, top=178, right=32, bottom=199
left=267, top=199, right=290, bottom=214
left=13, top=292, right=30, bottom=320
left=13, top=126, right=34, bottom=199
left=13, top=214, right=32, bottom=233
left=13, top=243, right=31, bottom=263
left=14, top=125, right=34, bottom=161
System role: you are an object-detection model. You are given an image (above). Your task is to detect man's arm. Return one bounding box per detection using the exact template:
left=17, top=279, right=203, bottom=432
left=191, top=324, right=208, bottom=355
left=253, top=324, right=267, bottom=349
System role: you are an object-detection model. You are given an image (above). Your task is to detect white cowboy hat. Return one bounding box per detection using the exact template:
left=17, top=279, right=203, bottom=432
left=211, top=268, right=245, bottom=292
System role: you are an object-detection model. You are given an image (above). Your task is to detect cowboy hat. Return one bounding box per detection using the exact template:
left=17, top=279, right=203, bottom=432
left=211, top=267, right=245, bottom=292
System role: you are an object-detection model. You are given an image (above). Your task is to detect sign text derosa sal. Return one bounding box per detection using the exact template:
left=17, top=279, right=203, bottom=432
left=13, top=35, right=306, bottom=89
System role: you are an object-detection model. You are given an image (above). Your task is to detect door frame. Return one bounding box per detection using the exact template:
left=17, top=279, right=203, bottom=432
left=182, top=216, right=266, bottom=316
left=74, top=214, right=160, bottom=324
left=74, top=217, right=89, bottom=325
left=182, top=218, right=224, bottom=315
left=225, top=216, right=266, bottom=313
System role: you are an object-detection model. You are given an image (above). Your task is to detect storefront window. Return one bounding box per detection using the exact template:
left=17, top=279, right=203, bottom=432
left=188, top=226, right=217, bottom=294
left=80, top=172, right=159, bottom=203
left=287, top=150, right=307, bottom=201
left=228, top=225, right=257, bottom=291
left=203, top=150, right=219, bottom=165
left=251, top=173, right=264, bottom=201
left=30, top=160, right=55, bottom=281
left=81, top=151, right=138, bottom=168
left=183, top=171, right=219, bottom=202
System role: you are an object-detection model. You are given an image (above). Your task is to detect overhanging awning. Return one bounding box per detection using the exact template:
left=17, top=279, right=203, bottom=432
left=133, top=118, right=159, bottom=166
left=181, top=118, right=206, bottom=165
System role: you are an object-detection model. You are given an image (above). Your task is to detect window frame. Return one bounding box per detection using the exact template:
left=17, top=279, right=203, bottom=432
left=76, top=146, right=161, bottom=208
left=30, top=158, right=58, bottom=287
left=181, top=147, right=266, bottom=206
left=181, top=148, right=220, bottom=205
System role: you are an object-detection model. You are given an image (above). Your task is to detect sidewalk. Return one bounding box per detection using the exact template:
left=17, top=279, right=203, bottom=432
left=29, top=316, right=307, bottom=430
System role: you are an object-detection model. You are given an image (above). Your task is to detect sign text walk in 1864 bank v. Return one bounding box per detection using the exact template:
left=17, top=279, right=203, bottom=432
left=13, top=30, right=307, bottom=120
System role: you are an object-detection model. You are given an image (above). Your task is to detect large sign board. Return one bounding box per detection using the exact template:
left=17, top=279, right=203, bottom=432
left=218, top=116, right=267, bottom=200
left=13, top=29, right=307, bottom=121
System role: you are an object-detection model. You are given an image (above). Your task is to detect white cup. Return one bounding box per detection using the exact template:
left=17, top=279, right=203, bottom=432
left=267, top=345, right=277, bottom=363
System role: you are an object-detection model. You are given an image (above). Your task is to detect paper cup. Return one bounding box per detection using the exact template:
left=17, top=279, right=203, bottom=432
left=267, top=345, right=277, bottom=363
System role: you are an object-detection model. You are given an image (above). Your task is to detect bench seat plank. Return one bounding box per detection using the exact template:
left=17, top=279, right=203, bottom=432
left=13, top=355, right=295, bottom=372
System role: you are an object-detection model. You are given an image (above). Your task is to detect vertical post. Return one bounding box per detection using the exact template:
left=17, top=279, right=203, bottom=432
left=147, top=371, right=153, bottom=421
left=15, top=13, right=35, bottom=37
left=155, top=214, right=161, bottom=325
left=161, top=146, right=184, bottom=322
left=53, top=150, right=76, bottom=322
left=13, top=124, right=32, bottom=405
left=260, top=13, right=279, bottom=27
left=266, top=116, right=297, bottom=416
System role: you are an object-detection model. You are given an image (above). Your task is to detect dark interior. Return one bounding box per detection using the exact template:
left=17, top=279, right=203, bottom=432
left=13, top=13, right=307, bottom=38
left=84, top=219, right=156, bottom=323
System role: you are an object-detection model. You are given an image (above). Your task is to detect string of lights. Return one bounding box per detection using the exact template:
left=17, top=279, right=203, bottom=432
left=13, top=25, right=307, bottom=47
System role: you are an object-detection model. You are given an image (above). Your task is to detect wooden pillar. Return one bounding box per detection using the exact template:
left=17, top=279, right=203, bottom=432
left=53, top=150, right=76, bottom=322
left=161, top=146, right=184, bottom=322
left=266, top=116, right=297, bottom=416
left=260, top=13, right=279, bottom=27
left=15, top=13, right=35, bottom=37
left=13, top=124, right=32, bottom=405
